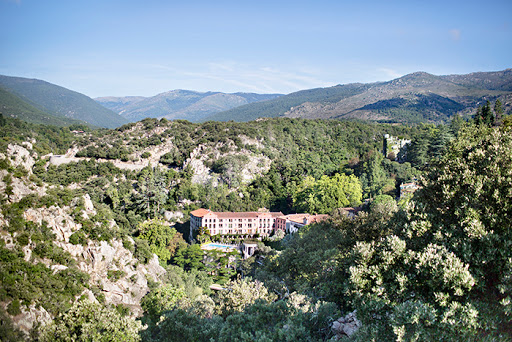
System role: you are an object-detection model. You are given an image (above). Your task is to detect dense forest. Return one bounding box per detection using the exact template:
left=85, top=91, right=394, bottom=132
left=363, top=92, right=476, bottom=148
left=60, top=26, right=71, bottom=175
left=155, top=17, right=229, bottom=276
left=1, top=103, right=511, bottom=341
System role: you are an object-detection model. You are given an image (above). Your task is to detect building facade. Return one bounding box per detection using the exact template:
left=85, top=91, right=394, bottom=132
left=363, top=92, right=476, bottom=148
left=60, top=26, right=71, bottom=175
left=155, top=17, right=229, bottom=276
left=275, top=213, right=329, bottom=234
left=190, top=209, right=284, bottom=237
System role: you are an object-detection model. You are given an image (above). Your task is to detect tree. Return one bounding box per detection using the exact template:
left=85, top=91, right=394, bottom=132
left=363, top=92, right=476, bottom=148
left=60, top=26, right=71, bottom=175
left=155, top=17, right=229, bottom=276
left=429, top=124, right=454, bottom=159
left=134, top=167, right=168, bottom=218
left=140, top=284, right=187, bottom=323
left=494, top=99, right=504, bottom=126
left=213, top=277, right=276, bottom=316
left=137, top=219, right=185, bottom=265
left=293, top=173, right=362, bottom=214
left=38, top=300, right=141, bottom=342
left=360, top=152, right=395, bottom=198
left=173, top=244, right=204, bottom=271
left=346, top=124, right=512, bottom=339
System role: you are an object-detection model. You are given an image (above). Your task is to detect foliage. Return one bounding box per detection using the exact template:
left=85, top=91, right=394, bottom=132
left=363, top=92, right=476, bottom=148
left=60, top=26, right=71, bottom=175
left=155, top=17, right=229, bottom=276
left=0, top=306, right=25, bottom=342
left=38, top=300, right=141, bottom=342
left=0, top=244, right=89, bottom=316
left=345, top=124, right=512, bottom=339
left=137, top=219, right=185, bottom=265
left=293, top=173, right=362, bottom=214
left=173, top=244, right=205, bottom=271
left=213, top=277, right=277, bottom=316
left=141, top=284, right=187, bottom=323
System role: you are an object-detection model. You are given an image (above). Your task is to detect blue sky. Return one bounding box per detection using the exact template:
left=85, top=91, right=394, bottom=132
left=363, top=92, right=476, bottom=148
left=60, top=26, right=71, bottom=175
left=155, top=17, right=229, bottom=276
left=1, top=0, right=511, bottom=98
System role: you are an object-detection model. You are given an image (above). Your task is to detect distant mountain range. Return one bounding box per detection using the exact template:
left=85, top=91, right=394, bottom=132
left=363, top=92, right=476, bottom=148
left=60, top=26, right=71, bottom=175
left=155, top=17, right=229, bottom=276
left=206, top=69, right=512, bottom=123
left=0, top=75, right=127, bottom=128
left=95, top=90, right=282, bottom=122
left=1, top=69, right=510, bottom=128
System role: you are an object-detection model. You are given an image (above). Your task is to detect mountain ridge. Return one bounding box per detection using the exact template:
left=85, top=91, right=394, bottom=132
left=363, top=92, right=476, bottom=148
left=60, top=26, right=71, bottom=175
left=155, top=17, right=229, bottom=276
left=0, top=75, right=128, bottom=128
left=206, top=69, right=512, bottom=123
left=96, top=90, right=282, bottom=122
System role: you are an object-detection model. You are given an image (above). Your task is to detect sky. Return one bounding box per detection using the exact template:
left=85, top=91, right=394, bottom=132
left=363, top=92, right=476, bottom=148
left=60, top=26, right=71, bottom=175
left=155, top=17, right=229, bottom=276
left=1, top=0, right=511, bottom=98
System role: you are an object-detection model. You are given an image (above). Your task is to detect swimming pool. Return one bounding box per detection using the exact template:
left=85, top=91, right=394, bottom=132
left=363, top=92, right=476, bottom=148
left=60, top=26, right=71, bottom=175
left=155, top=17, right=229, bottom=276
left=202, top=243, right=237, bottom=250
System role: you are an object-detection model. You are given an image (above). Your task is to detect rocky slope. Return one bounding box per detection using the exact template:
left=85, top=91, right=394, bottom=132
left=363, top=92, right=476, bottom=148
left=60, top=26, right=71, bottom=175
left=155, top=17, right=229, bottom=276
left=206, top=69, right=512, bottom=123
left=0, top=143, right=166, bottom=335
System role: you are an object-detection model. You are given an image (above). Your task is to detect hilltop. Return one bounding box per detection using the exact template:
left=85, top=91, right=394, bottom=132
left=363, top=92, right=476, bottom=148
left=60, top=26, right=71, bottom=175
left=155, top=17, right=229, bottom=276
left=0, top=87, right=87, bottom=127
left=206, top=69, right=512, bottom=123
left=0, top=75, right=128, bottom=128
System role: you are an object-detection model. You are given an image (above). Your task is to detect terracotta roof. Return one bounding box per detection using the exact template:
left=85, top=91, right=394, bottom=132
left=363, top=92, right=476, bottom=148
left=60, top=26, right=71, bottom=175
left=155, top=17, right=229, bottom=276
left=309, top=214, right=329, bottom=223
left=190, top=208, right=211, bottom=217
left=190, top=208, right=283, bottom=219
left=216, top=211, right=284, bottom=219
left=285, top=214, right=311, bottom=224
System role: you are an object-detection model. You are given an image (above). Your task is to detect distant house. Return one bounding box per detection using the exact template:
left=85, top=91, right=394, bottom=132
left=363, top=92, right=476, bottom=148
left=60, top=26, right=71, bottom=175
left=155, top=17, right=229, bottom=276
left=189, top=208, right=283, bottom=238
left=383, top=134, right=411, bottom=161
left=400, top=181, right=421, bottom=198
left=275, top=213, right=329, bottom=234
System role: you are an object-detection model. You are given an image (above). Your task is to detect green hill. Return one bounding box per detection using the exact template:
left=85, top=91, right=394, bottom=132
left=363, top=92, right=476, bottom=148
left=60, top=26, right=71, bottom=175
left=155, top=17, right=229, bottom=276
left=204, top=83, right=370, bottom=122
left=0, top=86, right=87, bottom=127
left=0, top=75, right=128, bottom=128
left=205, top=70, right=512, bottom=124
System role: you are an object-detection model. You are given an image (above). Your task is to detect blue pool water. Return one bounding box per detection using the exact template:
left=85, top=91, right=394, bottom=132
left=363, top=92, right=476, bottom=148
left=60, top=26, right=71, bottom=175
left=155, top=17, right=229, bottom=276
left=203, top=243, right=236, bottom=249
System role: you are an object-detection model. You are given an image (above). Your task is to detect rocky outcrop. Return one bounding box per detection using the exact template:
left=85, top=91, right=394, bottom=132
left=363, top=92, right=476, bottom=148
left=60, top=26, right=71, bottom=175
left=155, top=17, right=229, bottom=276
left=7, top=143, right=35, bottom=173
left=58, top=239, right=165, bottom=316
left=11, top=304, right=52, bottom=334
left=331, top=311, right=362, bottom=339
left=24, top=206, right=80, bottom=242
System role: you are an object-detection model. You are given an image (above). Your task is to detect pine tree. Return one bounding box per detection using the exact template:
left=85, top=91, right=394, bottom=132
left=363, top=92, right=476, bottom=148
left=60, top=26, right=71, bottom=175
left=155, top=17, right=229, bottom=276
left=494, top=99, right=504, bottom=126
left=481, top=100, right=494, bottom=126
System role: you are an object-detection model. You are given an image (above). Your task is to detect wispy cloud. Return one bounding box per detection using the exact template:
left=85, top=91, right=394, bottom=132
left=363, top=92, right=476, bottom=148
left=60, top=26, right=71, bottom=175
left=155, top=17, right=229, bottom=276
left=377, top=67, right=402, bottom=79
left=449, top=29, right=461, bottom=41
left=145, top=61, right=330, bottom=94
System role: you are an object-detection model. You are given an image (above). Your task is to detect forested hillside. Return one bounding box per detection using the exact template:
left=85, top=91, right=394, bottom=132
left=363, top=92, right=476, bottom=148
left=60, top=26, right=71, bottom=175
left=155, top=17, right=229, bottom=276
left=0, top=75, right=128, bottom=128
left=206, top=70, right=512, bottom=124
left=1, top=109, right=511, bottom=340
left=0, top=87, right=87, bottom=127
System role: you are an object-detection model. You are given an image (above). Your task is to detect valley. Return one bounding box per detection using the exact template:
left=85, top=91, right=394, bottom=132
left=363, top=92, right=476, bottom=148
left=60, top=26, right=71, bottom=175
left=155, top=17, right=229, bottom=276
left=0, top=72, right=511, bottom=341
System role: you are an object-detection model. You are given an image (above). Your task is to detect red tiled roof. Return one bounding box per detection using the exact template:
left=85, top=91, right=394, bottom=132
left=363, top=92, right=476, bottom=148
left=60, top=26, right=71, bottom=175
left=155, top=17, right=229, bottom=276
left=191, top=209, right=283, bottom=219
left=309, top=214, right=329, bottom=223
left=190, top=208, right=211, bottom=217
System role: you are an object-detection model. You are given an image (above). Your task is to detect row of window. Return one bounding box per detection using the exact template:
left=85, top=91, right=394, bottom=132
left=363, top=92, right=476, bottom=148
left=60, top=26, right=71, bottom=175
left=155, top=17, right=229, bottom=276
left=204, top=218, right=273, bottom=223
left=209, top=228, right=273, bottom=235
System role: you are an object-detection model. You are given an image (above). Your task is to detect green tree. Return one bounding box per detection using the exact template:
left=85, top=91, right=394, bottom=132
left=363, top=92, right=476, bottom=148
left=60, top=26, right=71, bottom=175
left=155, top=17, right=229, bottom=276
left=135, top=167, right=168, bottom=218
left=293, top=173, right=362, bottom=214
left=214, top=277, right=277, bottom=316
left=140, top=284, right=187, bottom=323
left=38, top=300, right=141, bottom=342
left=494, top=99, right=504, bottom=126
left=173, top=244, right=204, bottom=271
left=346, top=124, right=512, bottom=339
left=137, top=219, right=185, bottom=265
left=360, top=152, right=394, bottom=198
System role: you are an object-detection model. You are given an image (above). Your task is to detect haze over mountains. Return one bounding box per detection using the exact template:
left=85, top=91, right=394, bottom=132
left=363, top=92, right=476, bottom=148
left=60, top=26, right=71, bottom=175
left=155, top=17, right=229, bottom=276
left=0, top=69, right=511, bottom=128
left=95, top=90, right=282, bottom=122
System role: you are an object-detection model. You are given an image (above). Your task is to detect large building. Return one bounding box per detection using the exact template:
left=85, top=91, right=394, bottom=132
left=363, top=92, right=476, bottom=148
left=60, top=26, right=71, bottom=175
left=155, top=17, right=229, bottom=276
left=190, top=209, right=284, bottom=237
left=275, top=213, right=329, bottom=234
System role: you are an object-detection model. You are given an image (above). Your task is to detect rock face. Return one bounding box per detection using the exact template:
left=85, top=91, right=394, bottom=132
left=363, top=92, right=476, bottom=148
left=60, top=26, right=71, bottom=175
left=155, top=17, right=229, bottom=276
left=24, top=206, right=80, bottom=242
left=331, top=311, right=362, bottom=339
left=62, top=239, right=165, bottom=316
left=11, top=304, right=52, bottom=334
left=7, top=143, right=35, bottom=172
